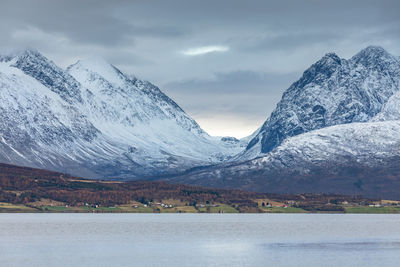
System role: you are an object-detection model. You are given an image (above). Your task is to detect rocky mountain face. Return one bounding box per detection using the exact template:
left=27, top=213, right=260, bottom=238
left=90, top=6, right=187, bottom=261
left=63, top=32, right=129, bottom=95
left=0, top=50, right=243, bottom=179
left=168, top=46, right=400, bottom=199
left=239, top=46, right=400, bottom=160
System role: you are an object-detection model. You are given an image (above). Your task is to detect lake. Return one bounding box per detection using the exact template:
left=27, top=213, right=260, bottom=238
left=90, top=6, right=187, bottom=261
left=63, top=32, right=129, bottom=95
left=1, top=214, right=399, bottom=267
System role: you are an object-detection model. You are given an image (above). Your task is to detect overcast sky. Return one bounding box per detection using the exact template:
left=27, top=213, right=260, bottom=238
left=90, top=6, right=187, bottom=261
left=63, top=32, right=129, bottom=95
left=1, top=0, right=400, bottom=137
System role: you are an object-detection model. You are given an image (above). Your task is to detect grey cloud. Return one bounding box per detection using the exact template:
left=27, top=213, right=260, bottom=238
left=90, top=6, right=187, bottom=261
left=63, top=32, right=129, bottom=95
left=164, top=71, right=300, bottom=124
left=166, top=71, right=299, bottom=95
left=231, top=31, right=344, bottom=53
left=1, top=0, right=400, bottom=137
left=1, top=0, right=186, bottom=48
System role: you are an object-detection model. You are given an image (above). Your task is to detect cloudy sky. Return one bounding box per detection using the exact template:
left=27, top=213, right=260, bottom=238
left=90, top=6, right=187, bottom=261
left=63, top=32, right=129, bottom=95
left=1, top=0, right=399, bottom=137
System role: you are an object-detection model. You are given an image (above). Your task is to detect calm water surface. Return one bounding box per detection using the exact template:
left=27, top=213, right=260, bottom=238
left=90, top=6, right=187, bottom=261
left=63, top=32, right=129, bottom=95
left=1, top=214, right=399, bottom=267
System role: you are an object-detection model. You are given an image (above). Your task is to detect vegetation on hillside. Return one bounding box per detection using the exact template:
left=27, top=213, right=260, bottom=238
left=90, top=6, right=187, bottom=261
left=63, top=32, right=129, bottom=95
left=1, top=163, right=398, bottom=213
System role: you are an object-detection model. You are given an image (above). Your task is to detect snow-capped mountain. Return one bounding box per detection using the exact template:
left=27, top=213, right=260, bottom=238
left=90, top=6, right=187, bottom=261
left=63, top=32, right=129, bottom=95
left=168, top=46, right=400, bottom=199
left=0, top=50, right=242, bottom=179
left=239, top=46, right=400, bottom=160
left=2, top=46, right=400, bottom=198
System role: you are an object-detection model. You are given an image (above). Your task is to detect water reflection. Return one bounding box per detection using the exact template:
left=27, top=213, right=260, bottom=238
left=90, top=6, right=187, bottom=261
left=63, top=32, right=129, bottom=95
left=1, top=214, right=400, bottom=267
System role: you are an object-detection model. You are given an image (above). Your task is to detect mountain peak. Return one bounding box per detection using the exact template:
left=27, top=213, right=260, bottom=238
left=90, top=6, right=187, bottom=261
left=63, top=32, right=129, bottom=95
left=290, top=51, right=342, bottom=90
left=0, top=49, right=45, bottom=63
left=357, top=45, right=387, bottom=56
left=11, top=49, right=56, bottom=68
left=315, top=52, right=342, bottom=67
left=15, top=49, right=52, bottom=64
left=19, top=48, right=43, bottom=57
left=322, top=52, right=340, bottom=60
left=73, top=56, right=111, bottom=69
left=6, top=49, right=83, bottom=103
left=351, top=46, right=398, bottom=69
left=68, top=57, right=127, bottom=86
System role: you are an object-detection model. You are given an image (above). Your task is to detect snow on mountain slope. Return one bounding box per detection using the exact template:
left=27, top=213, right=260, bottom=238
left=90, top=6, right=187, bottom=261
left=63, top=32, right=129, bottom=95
left=0, top=50, right=242, bottom=179
left=373, top=89, right=400, bottom=121
left=67, top=58, right=241, bottom=161
left=239, top=46, right=400, bottom=160
left=169, top=120, right=400, bottom=199
left=0, top=53, right=101, bottom=176
left=9, top=50, right=83, bottom=103
left=256, top=121, right=400, bottom=170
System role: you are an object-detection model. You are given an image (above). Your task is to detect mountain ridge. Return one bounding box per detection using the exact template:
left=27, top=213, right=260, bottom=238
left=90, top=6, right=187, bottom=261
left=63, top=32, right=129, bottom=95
left=239, top=45, right=400, bottom=160
left=0, top=50, right=243, bottom=179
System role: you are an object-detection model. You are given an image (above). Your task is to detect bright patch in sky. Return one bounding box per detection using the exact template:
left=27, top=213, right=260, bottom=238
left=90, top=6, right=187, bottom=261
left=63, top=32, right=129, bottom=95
left=182, top=45, right=229, bottom=56
left=195, top=115, right=259, bottom=138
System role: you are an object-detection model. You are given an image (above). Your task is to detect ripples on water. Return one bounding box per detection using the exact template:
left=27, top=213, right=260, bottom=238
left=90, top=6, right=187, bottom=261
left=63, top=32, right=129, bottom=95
left=0, top=214, right=399, bottom=267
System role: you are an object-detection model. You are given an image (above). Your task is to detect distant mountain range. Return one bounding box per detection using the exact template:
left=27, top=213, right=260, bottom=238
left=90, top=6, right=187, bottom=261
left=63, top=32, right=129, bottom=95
left=1, top=46, right=400, bottom=199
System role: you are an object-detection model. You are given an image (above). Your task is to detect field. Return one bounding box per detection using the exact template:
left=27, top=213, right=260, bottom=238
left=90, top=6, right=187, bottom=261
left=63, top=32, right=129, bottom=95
left=2, top=201, right=400, bottom=214
left=0, top=202, right=37, bottom=212
left=197, top=204, right=239, bottom=213
left=260, top=206, right=307, bottom=213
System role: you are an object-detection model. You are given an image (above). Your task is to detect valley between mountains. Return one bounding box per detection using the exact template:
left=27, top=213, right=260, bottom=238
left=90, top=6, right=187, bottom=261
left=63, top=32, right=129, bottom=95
left=1, top=46, right=400, bottom=199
